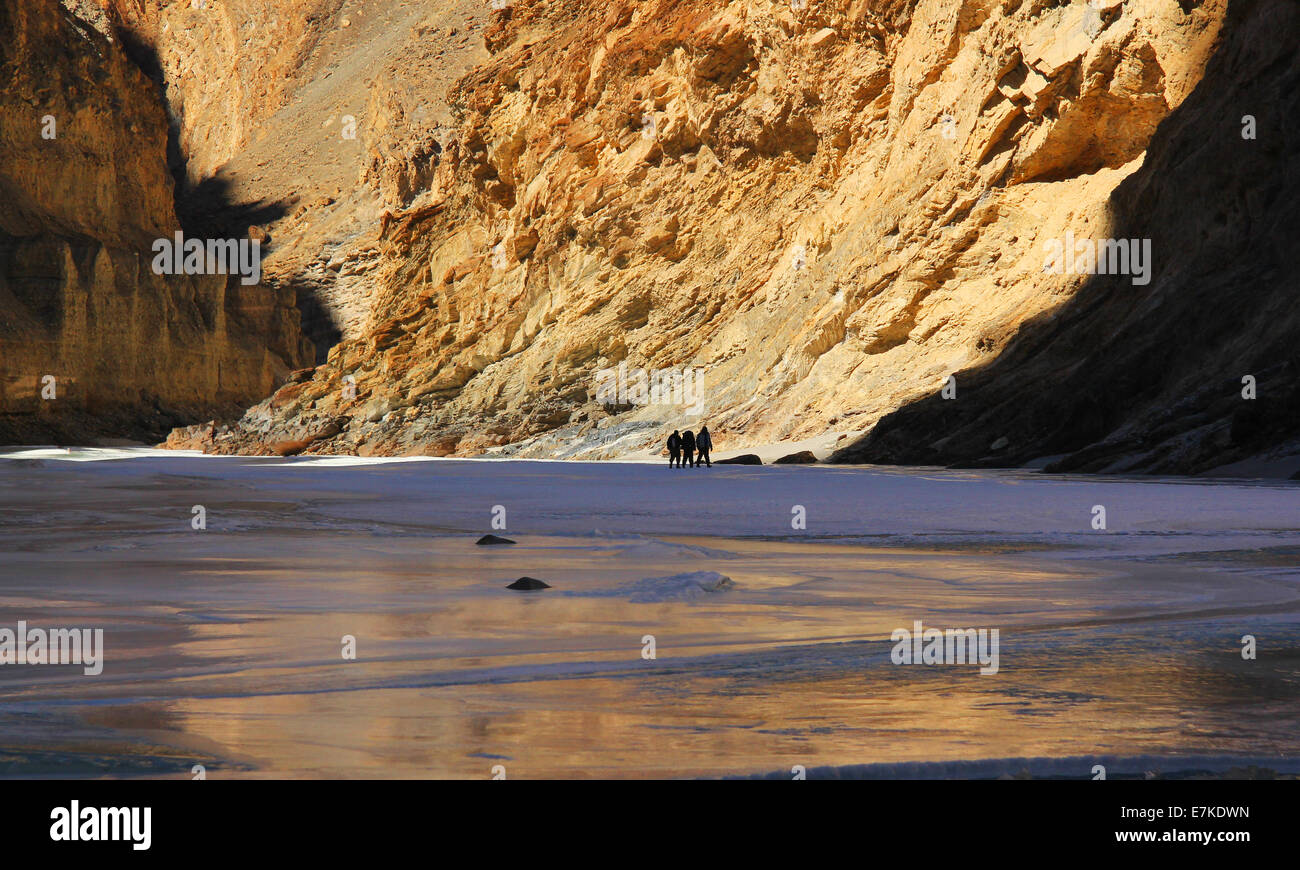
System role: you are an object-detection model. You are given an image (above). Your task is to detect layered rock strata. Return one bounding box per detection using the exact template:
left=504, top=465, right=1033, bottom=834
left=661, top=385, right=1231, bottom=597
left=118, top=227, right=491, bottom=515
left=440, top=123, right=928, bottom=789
left=0, top=0, right=309, bottom=444
left=178, top=0, right=1243, bottom=468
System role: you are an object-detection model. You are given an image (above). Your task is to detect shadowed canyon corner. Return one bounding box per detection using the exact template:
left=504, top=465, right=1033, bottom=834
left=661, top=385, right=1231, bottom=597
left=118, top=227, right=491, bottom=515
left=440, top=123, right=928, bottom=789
left=2, top=0, right=1299, bottom=816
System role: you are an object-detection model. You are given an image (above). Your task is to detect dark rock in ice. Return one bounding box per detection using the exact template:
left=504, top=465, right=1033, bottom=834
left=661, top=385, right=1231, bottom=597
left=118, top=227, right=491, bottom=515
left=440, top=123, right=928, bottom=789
left=773, top=450, right=818, bottom=464
left=507, top=577, right=550, bottom=591
left=716, top=453, right=762, bottom=465
left=476, top=534, right=516, bottom=545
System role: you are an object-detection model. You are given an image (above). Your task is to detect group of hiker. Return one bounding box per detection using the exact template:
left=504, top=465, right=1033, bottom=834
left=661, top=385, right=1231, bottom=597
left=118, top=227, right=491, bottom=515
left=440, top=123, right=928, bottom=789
left=666, top=425, right=713, bottom=468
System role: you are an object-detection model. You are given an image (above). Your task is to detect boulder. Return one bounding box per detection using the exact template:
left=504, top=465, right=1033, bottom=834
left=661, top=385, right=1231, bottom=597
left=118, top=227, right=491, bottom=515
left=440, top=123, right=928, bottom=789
left=506, top=577, right=550, bottom=590
left=716, top=453, right=762, bottom=465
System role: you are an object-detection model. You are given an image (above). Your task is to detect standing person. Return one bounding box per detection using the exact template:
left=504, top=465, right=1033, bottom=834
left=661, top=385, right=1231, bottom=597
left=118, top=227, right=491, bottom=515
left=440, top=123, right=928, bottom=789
left=681, top=429, right=696, bottom=468
left=696, top=424, right=713, bottom=467
left=666, top=430, right=682, bottom=468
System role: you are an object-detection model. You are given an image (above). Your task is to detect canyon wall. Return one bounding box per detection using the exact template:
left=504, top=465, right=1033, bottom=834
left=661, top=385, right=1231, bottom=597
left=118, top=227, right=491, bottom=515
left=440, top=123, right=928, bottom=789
left=175, top=0, right=1255, bottom=467
left=94, top=0, right=489, bottom=360
left=11, top=0, right=1293, bottom=471
left=835, top=0, right=1300, bottom=474
left=0, top=0, right=310, bottom=444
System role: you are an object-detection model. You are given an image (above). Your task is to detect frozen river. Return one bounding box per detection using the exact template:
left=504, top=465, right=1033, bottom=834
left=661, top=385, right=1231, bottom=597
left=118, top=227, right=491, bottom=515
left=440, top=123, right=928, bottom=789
left=1, top=448, right=1298, bottom=778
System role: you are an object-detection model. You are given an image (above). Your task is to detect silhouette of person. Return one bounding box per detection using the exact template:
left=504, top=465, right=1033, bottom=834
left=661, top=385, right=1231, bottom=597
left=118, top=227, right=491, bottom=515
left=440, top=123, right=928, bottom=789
left=696, top=425, right=713, bottom=467
left=681, top=429, right=696, bottom=468
left=667, top=430, right=682, bottom=468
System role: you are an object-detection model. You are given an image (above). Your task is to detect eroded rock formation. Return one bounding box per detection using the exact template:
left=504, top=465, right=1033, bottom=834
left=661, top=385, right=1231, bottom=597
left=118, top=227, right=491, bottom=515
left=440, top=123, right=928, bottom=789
left=834, top=0, right=1300, bottom=475
left=0, top=0, right=309, bottom=444
left=12, top=0, right=1294, bottom=473
left=165, top=0, right=1257, bottom=467
left=94, top=0, right=490, bottom=359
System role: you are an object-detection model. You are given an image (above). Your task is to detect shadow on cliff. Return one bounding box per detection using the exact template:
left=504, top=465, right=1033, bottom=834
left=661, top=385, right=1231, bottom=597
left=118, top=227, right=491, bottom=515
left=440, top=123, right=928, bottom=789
left=112, top=30, right=339, bottom=364
left=833, top=0, right=1300, bottom=476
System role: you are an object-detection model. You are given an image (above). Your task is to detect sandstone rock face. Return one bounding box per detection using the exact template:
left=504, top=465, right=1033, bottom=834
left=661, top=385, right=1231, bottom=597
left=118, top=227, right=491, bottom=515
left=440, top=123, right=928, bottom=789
left=192, top=0, right=1242, bottom=462
left=0, top=0, right=310, bottom=444
left=94, top=0, right=490, bottom=360
left=835, top=0, right=1300, bottom=475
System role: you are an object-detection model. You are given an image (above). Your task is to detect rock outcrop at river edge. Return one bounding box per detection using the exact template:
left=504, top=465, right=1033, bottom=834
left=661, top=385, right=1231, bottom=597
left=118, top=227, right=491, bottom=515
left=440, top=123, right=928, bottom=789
left=162, top=0, right=1275, bottom=472
left=835, top=0, right=1300, bottom=475
left=0, top=0, right=310, bottom=445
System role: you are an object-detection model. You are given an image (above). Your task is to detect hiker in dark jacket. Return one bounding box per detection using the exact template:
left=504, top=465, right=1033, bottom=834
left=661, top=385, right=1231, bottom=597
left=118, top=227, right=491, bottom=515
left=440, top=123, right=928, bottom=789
left=696, top=425, right=713, bottom=467
left=666, top=430, right=682, bottom=468
left=681, top=429, right=697, bottom=468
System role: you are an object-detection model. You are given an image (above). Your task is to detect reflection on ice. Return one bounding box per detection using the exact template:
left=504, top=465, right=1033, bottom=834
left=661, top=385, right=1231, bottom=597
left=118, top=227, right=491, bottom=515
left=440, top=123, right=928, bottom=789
left=1, top=452, right=1297, bottom=778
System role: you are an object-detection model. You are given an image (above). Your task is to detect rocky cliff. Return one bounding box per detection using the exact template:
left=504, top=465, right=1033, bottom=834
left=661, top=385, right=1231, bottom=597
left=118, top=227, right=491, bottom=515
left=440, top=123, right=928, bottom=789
left=13, top=0, right=1295, bottom=473
left=94, top=0, right=490, bottom=359
left=834, top=0, right=1300, bottom=475
left=0, top=0, right=310, bottom=445
left=159, top=0, right=1275, bottom=470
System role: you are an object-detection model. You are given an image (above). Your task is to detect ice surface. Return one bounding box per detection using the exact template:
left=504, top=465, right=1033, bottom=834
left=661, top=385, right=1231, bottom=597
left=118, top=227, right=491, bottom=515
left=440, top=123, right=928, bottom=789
left=0, top=449, right=1297, bottom=778
left=571, top=571, right=737, bottom=602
